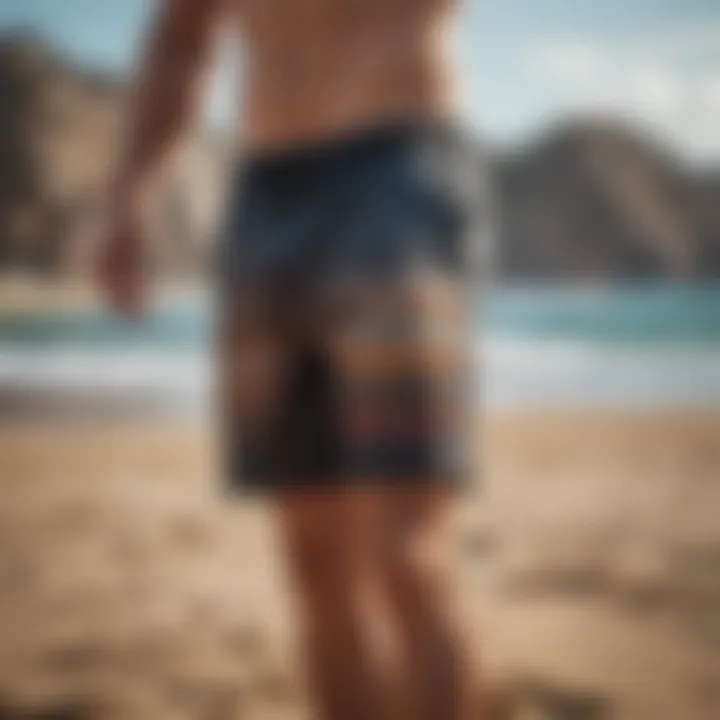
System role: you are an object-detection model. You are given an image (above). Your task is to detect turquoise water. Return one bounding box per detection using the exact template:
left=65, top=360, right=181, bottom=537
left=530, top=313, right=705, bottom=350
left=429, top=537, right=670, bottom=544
left=486, top=284, right=720, bottom=344
left=1, top=284, right=719, bottom=407
left=1, top=284, right=719, bottom=348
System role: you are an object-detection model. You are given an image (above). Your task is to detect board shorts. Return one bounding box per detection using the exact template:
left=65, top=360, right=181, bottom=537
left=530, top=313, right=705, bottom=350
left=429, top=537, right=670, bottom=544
left=216, top=121, right=487, bottom=493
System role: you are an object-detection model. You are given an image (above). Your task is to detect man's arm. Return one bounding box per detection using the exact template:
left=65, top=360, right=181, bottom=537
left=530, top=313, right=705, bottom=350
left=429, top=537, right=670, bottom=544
left=100, top=0, right=222, bottom=315
left=114, top=0, right=221, bottom=207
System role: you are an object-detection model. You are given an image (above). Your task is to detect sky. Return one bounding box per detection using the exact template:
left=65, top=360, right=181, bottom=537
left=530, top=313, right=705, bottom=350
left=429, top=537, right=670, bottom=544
left=1, top=0, right=719, bottom=162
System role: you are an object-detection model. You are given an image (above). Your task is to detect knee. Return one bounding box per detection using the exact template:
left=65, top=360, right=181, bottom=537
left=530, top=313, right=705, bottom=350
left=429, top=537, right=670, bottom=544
left=284, top=526, right=361, bottom=624
left=382, top=532, right=451, bottom=622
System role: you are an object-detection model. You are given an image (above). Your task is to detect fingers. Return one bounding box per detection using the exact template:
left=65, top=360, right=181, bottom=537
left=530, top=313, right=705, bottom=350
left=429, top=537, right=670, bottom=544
left=104, top=275, right=147, bottom=319
left=96, top=229, right=149, bottom=320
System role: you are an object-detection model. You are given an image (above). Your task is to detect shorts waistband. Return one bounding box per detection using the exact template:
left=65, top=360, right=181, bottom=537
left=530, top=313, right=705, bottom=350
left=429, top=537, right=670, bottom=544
left=239, top=117, right=463, bottom=175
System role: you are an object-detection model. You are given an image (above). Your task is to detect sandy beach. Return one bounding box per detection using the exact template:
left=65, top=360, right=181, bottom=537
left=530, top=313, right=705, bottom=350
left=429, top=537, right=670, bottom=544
left=0, top=410, right=719, bottom=719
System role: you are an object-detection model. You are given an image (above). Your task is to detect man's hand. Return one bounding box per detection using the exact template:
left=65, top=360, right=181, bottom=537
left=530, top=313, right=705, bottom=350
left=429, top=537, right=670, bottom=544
left=97, top=207, right=150, bottom=320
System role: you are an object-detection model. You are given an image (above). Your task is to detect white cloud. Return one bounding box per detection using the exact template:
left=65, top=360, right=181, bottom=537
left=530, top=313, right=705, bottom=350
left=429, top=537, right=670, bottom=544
left=527, top=24, right=720, bottom=163
left=700, top=77, right=720, bottom=112
left=627, top=66, right=682, bottom=112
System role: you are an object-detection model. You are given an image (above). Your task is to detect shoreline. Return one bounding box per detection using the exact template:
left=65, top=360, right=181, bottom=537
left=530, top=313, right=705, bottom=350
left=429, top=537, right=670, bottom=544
left=3, top=385, right=720, bottom=424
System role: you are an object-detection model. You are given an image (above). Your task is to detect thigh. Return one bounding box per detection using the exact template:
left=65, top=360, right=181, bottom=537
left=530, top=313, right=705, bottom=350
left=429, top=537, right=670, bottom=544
left=274, top=489, right=385, bottom=600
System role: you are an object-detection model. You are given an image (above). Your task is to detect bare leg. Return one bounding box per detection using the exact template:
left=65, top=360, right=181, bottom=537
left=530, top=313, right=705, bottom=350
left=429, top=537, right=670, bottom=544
left=379, top=487, right=475, bottom=720
left=275, top=489, right=393, bottom=720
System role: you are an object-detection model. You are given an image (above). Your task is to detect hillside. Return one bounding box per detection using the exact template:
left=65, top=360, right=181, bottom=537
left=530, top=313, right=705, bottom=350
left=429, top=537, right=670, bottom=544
left=497, top=121, right=720, bottom=280
left=0, top=33, right=226, bottom=279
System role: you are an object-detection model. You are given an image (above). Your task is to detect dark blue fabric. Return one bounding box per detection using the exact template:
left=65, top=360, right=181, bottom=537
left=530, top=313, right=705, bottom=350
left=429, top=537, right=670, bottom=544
left=219, top=121, right=483, bottom=287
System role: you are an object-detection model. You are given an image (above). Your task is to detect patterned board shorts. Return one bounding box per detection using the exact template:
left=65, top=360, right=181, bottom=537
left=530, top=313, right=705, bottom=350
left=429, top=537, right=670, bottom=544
left=216, top=121, right=488, bottom=492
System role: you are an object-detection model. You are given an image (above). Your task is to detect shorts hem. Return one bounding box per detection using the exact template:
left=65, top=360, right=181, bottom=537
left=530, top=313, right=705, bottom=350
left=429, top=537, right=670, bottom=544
left=223, top=467, right=475, bottom=496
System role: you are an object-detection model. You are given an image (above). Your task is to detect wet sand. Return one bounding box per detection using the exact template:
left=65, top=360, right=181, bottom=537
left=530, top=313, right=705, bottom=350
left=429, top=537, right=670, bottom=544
left=1, top=410, right=719, bottom=719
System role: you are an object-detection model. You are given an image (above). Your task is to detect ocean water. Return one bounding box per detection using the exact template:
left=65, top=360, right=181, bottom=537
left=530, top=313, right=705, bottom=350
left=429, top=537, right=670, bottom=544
left=1, top=284, right=719, bottom=410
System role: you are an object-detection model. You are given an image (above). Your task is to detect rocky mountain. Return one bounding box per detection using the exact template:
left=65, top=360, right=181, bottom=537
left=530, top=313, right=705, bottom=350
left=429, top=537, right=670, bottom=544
left=496, top=121, right=720, bottom=280
left=0, top=33, right=227, bottom=279
left=0, top=34, right=718, bottom=281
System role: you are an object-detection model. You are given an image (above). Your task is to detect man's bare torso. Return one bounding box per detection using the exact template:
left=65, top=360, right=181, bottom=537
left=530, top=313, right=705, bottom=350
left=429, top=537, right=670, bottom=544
left=227, top=0, right=459, bottom=152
